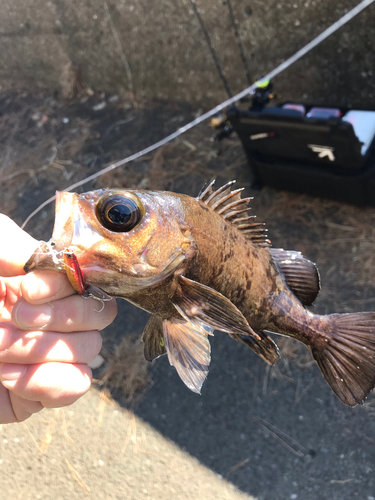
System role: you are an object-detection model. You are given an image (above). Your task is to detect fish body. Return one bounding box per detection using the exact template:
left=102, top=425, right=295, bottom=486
left=25, top=181, right=375, bottom=407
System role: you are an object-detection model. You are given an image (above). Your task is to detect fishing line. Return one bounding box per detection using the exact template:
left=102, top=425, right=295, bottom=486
left=226, top=0, right=252, bottom=85
left=22, top=0, right=375, bottom=229
left=188, top=0, right=233, bottom=98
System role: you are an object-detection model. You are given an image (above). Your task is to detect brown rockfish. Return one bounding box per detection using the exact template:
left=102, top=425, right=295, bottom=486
left=24, top=181, right=375, bottom=407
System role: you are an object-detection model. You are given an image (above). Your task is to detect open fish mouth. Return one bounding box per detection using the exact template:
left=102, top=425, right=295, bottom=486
left=24, top=191, right=79, bottom=274
left=24, top=190, right=104, bottom=274
left=50, top=191, right=77, bottom=250
left=23, top=240, right=66, bottom=274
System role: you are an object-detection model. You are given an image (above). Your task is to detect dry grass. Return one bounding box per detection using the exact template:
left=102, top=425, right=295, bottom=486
left=257, top=190, right=375, bottom=289
left=98, top=335, right=152, bottom=407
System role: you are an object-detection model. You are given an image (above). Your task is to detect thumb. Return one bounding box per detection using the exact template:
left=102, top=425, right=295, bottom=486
left=0, top=215, right=40, bottom=277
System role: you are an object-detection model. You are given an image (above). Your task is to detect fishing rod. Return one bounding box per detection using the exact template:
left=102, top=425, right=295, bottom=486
left=189, top=0, right=253, bottom=93
left=225, top=0, right=253, bottom=85
left=188, top=0, right=233, bottom=98
left=22, top=0, right=375, bottom=229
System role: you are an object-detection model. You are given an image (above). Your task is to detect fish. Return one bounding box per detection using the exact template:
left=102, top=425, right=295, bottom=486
left=24, top=180, right=375, bottom=407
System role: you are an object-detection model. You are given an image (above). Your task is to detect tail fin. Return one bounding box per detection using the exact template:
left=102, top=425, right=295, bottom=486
left=312, top=313, right=375, bottom=406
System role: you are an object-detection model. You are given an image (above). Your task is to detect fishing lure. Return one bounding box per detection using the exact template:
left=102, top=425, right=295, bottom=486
left=63, top=248, right=112, bottom=312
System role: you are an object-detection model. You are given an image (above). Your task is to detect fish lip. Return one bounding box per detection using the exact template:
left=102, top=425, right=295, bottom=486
left=24, top=191, right=78, bottom=274
left=23, top=241, right=65, bottom=274
left=49, top=191, right=77, bottom=251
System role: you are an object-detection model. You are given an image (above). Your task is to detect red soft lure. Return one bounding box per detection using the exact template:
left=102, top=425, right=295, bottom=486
left=63, top=249, right=86, bottom=295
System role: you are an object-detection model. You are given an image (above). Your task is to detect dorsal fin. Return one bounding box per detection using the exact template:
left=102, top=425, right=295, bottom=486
left=197, top=180, right=270, bottom=247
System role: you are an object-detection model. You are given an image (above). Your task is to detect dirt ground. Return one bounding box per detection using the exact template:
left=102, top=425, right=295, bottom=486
left=1, top=90, right=375, bottom=500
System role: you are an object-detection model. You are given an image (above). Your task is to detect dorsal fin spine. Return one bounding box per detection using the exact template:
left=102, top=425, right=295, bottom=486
left=197, top=180, right=270, bottom=247
left=198, top=179, right=216, bottom=201
left=217, top=197, right=253, bottom=215
left=237, top=222, right=265, bottom=229
left=211, top=188, right=244, bottom=210
left=205, top=180, right=236, bottom=205
left=224, top=209, right=253, bottom=221
left=232, top=216, right=255, bottom=223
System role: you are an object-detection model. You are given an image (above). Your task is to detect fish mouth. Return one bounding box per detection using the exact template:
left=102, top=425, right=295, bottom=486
left=24, top=191, right=105, bottom=274
left=24, top=191, right=78, bottom=274
left=25, top=244, right=186, bottom=296
left=23, top=241, right=64, bottom=274
left=50, top=191, right=77, bottom=250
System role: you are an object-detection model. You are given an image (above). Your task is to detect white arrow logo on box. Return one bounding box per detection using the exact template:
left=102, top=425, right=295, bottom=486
left=308, top=144, right=335, bottom=161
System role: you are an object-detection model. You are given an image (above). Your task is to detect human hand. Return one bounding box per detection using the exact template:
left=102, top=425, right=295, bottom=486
left=0, top=215, right=118, bottom=423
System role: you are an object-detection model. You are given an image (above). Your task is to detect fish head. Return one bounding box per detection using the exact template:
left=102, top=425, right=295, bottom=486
left=25, top=189, right=196, bottom=295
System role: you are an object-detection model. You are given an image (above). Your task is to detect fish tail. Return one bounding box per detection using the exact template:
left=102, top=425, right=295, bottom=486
left=311, top=312, right=375, bottom=406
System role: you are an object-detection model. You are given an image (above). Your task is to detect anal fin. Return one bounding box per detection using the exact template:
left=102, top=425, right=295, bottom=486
left=231, top=331, right=280, bottom=365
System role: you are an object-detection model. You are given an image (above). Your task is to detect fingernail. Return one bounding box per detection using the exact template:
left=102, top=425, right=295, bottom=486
left=0, top=328, right=11, bottom=351
left=13, top=301, right=53, bottom=330
left=23, top=272, right=62, bottom=302
left=0, top=363, right=27, bottom=381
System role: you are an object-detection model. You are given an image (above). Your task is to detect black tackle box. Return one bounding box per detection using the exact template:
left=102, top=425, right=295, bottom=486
left=227, top=104, right=375, bottom=206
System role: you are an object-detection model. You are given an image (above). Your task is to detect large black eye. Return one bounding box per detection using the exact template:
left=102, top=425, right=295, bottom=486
left=96, top=193, right=144, bottom=232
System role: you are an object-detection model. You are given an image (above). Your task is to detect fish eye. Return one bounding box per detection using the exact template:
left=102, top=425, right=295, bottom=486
left=96, top=193, right=144, bottom=233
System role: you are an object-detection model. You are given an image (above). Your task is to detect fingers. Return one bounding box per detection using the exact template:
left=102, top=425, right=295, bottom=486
left=1, top=275, right=26, bottom=321
left=9, top=392, right=44, bottom=422
left=0, top=362, right=92, bottom=408
left=0, top=325, right=12, bottom=350
left=0, top=215, right=40, bottom=277
left=0, top=382, right=17, bottom=423
left=21, top=271, right=76, bottom=304
left=0, top=383, right=43, bottom=424
left=12, top=294, right=118, bottom=332
left=0, top=325, right=102, bottom=365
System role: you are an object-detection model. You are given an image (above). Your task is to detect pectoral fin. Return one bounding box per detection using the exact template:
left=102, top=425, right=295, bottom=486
left=142, top=315, right=167, bottom=361
left=174, top=275, right=261, bottom=340
left=163, top=317, right=211, bottom=394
